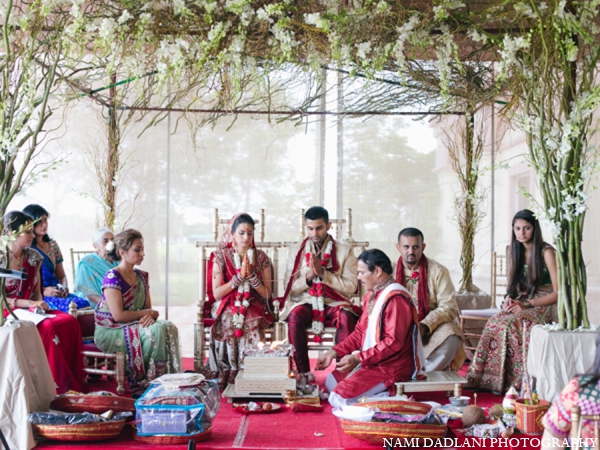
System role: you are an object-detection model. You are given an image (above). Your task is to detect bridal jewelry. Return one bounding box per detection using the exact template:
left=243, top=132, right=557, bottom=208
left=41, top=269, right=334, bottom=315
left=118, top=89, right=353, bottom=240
left=232, top=248, right=253, bottom=337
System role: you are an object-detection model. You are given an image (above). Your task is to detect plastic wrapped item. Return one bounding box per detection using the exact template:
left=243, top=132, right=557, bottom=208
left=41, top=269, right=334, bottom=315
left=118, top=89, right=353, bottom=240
left=28, top=412, right=132, bottom=425
left=135, top=373, right=220, bottom=437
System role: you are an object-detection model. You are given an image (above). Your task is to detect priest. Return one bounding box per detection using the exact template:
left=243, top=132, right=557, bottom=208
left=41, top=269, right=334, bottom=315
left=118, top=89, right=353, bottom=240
left=316, top=249, right=422, bottom=408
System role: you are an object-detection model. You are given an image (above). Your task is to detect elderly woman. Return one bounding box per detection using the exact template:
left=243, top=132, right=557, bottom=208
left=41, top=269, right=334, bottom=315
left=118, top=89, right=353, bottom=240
left=94, top=229, right=181, bottom=391
left=74, top=228, right=118, bottom=306
left=23, top=204, right=89, bottom=312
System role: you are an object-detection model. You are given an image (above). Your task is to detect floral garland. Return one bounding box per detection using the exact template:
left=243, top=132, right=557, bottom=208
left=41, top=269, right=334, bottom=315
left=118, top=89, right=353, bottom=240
left=232, top=248, right=253, bottom=338
left=305, top=239, right=333, bottom=343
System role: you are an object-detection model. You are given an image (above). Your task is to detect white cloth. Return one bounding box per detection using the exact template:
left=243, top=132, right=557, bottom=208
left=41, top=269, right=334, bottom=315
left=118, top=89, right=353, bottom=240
left=327, top=379, right=387, bottom=409
left=363, top=283, right=408, bottom=351
left=0, top=320, right=56, bottom=450
left=526, top=325, right=600, bottom=402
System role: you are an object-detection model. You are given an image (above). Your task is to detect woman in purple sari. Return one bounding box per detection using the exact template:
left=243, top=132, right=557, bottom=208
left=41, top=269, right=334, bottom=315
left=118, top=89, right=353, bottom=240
left=94, top=229, right=181, bottom=391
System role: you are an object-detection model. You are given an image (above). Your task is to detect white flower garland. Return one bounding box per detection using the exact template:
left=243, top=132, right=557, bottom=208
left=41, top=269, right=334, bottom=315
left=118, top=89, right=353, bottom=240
left=232, top=248, right=253, bottom=335
left=305, top=239, right=333, bottom=340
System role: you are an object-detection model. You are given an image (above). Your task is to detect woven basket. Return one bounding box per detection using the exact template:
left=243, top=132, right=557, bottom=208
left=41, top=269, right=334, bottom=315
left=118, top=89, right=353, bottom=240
left=32, top=419, right=126, bottom=442
left=515, top=399, right=550, bottom=435
left=133, top=426, right=212, bottom=445
left=50, top=395, right=136, bottom=414
left=339, top=401, right=446, bottom=444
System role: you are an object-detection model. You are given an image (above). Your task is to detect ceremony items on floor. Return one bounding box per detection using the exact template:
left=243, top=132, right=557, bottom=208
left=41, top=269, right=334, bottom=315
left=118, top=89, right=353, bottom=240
left=224, top=342, right=296, bottom=400
left=50, top=391, right=136, bottom=414
left=134, top=373, right=220, bottom=440
left=394, top=370, right=467, bottom=396
left=29, top=411, right=132, bottom=442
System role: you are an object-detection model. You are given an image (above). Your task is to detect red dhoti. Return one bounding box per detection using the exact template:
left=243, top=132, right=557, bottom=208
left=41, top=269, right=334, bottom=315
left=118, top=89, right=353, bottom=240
left=288, top=304, right=357, bottom=373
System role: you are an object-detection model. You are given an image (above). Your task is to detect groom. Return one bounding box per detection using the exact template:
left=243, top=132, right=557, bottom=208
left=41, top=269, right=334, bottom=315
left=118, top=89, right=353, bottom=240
left=279, top=206, right=361, bottom=392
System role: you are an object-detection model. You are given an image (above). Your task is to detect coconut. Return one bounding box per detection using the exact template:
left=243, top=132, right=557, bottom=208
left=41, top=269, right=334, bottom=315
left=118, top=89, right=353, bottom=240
left=462, top=405, right=487, bottom=428
left=489, top=404, right=504, bottom=419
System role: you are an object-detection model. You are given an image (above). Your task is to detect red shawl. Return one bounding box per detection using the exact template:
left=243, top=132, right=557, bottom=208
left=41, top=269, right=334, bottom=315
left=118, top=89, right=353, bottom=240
left=277, top=235, right=361, bottom=324
left=395, top=254, right=429, bottom=322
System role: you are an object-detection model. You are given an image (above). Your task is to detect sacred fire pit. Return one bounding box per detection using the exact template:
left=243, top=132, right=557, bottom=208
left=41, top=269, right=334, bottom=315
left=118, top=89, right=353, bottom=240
left=223, top=343, right=297, bottom=401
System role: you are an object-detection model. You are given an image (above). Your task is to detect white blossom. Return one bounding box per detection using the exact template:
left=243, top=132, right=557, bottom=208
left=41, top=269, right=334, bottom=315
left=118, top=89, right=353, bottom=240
left=118, top=10, right=133, bottom=25
left=99, top=17, right=117, bottom=40
left=356, top=41, right=372, bottom=60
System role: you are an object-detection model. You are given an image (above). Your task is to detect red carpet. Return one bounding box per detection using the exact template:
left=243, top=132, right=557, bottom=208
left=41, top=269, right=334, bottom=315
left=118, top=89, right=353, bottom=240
left=34, top=360, right=542, bottom=449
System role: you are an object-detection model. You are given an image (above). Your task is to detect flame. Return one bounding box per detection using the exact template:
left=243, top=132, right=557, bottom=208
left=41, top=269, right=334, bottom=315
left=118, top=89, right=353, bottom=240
left=270, top=338, right=289, bottom=350
left=257, top=342, right=265, bottom=350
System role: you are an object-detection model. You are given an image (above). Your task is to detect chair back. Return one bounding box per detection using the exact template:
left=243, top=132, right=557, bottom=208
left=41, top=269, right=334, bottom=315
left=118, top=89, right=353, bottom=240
left=491, top=252, right=507, bottom=308
left=70, top=248, right=94, bottom=282
left=570, top=405, right=600, bottom=450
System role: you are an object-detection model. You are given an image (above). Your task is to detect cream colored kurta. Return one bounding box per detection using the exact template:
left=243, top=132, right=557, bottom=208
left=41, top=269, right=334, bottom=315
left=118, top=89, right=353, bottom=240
left=395, top=257, right=465, bottom=369
left=280, top=238, right=358, bottom=321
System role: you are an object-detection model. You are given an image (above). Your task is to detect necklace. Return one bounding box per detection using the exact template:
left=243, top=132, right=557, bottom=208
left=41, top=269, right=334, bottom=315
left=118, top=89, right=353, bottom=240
left=305, top=238, right=333, bottom=343
left=368, top=276, right=394, bottom=315
left=232, top=248, right=253, bottom=337
left=9, top=249, right=24, bottom=266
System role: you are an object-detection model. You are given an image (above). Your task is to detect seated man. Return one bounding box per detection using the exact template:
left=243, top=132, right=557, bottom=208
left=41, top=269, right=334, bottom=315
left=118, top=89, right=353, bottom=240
left=394, top=227, right=465, bottom=371
left=316, top=249, right=422, bottom=408
left=280, top=206, right=361, bottom=393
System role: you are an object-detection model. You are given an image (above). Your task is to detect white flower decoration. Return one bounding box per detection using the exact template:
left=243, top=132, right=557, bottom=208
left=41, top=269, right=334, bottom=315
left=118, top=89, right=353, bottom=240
left=105, top=240, right=115, bottom=252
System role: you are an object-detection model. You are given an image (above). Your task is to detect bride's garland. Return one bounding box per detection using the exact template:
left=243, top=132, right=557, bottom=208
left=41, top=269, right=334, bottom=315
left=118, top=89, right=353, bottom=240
left=232, top=248, right=254, bottom=338
left=305, top=239, right=333, bottom=343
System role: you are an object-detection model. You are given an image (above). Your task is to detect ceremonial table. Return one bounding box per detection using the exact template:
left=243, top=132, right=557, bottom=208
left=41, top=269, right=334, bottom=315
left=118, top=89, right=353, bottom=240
left=395, top=371, right=467, bottom=396
left=527, top=325, right=600, bottom=403
left=0, top=320, right=56, bottom=450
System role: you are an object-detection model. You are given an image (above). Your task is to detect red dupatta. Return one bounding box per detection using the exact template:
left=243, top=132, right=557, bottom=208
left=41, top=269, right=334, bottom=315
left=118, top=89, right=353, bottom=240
left=395, top=254, right=429, bottom=322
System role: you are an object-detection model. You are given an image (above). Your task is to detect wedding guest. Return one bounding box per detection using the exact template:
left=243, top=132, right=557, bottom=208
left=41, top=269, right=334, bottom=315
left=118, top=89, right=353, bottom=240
left=23, top=204, right=89, bottom=312
left=280, top=206, right=361, bottom=394
left=94, top=229, right=181, bottom=391
left=467, top=209, right=558, bottom=393
left=542, top=335, right=600, bottom=449
left=2, top=211, right=85, bottom=394
left=394, top=227, right=465, bottom=371
left=73, top=228, right=118, bottom=306
left=316, top=249, right=422, bottom=408
left=206, top=213, right=274, bottom=389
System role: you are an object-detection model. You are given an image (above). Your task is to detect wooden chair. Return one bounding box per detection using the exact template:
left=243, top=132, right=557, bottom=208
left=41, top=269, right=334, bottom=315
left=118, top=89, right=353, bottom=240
left=70, top=248, right=94, bottom=282
left=194, top=209, right=285, bottom=371
left=69, top=302, right=126, bottom=394
left=570, top=405, right=600, bottom=450
left=459, top=252, right=505, bottom=353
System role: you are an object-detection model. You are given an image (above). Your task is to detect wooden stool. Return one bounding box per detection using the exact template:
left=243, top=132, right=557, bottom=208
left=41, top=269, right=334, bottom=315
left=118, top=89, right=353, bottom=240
left=395, top=371, right=467, bottom=397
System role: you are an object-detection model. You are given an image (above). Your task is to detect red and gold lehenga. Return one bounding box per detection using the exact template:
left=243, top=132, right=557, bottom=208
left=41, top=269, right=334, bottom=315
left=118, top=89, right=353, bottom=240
left=205, top=214, right=274, bottom=387
left=3, top=248, right=85, bottom=394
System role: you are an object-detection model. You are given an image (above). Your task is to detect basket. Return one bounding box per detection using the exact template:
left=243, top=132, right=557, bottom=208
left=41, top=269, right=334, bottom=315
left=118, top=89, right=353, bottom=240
left=515, top=398, right=550, bottom=435
left=133, top=426, right=212, bottom=445
left=50, top=394, right=136, bottom=414
left=339, top=401, right=446, bottom=444
left=32, top=419, right=127, bottom=442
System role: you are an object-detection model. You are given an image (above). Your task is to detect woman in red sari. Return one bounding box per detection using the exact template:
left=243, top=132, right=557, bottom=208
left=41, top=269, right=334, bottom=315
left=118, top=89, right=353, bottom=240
left=207, top=213, right=274, bottom=389
left=3, top=211, right=85, bottom=394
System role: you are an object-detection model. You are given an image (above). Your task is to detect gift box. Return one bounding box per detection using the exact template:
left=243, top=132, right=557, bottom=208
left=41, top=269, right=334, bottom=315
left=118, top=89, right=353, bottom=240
left=135, top=374, right=219, bottom=438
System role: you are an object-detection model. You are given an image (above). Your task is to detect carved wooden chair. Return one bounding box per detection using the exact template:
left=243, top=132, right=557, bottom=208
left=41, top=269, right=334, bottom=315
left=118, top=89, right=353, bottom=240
left=459, top=252, right=505, bottom=353
left=68, top=302, right=126, bottom=394
left=194, top=209, right=285, bottom=371
left=570, top=405, right=600, bottom=450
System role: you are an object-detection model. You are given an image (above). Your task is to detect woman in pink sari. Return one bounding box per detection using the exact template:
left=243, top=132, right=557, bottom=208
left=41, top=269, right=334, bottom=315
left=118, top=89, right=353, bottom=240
left=2, top=211, right=85, bottom=394
left=207, top=213, right=274, bottom=389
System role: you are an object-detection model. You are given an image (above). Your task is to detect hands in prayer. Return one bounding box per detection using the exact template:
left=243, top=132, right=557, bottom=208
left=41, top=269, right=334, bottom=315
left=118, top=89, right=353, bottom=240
left=240, top=254, right=253, bottom=279
left=306, top=254, right=324, bottom=282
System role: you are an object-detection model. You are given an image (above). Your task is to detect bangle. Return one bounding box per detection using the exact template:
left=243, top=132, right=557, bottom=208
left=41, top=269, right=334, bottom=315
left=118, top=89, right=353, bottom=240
left=249, top=273, right=261, bottom=289
left=231, top=275, right=241, bottom=289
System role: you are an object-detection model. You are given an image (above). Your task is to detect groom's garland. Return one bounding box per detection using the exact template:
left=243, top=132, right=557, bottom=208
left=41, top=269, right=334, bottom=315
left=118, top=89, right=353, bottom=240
left=305, top=239, right=333, bottom=343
